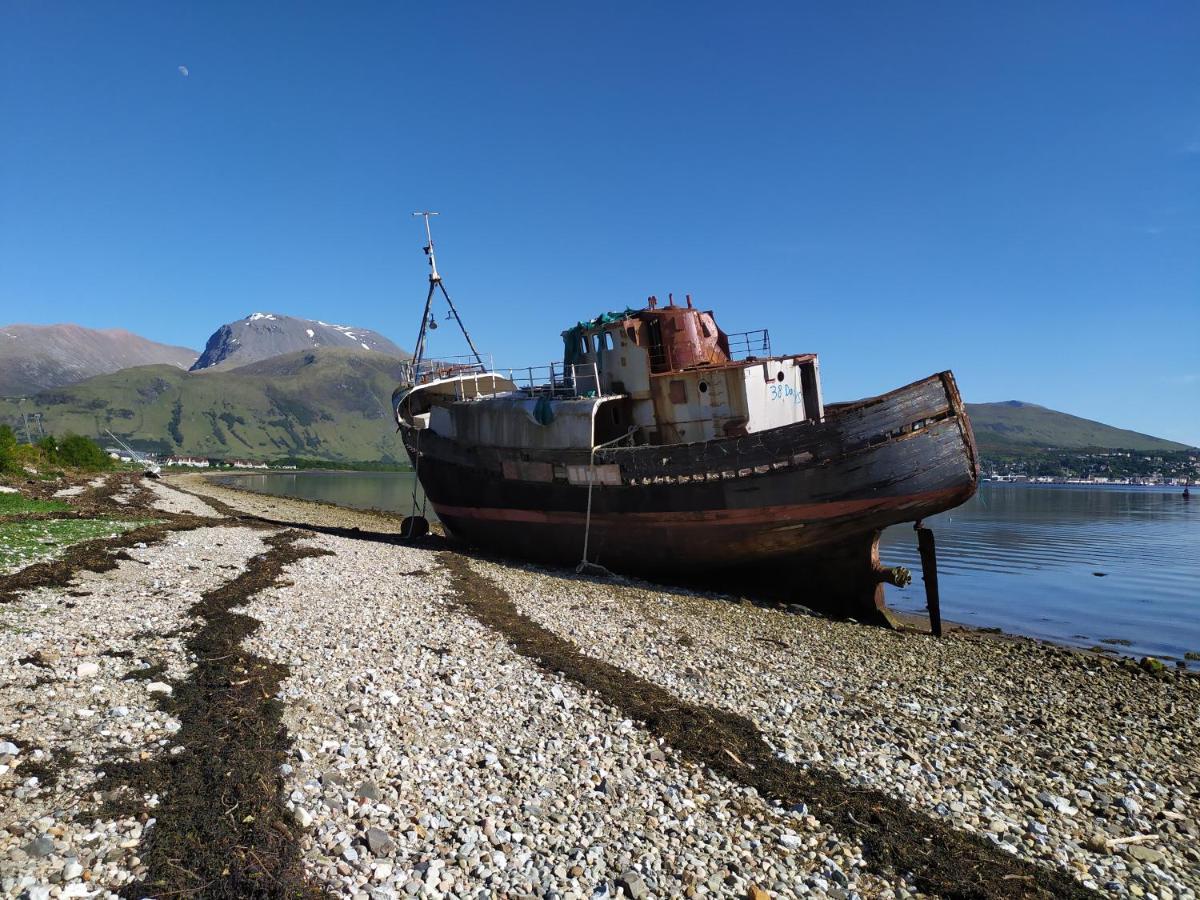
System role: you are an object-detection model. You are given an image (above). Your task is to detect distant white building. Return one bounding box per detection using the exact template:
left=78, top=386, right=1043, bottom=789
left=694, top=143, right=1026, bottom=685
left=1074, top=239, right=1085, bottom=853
left=165, top=456, right=210, bottom=468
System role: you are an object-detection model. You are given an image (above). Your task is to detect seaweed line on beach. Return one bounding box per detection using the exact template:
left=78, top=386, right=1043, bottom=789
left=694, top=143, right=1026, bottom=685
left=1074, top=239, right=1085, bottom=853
left=96, top=528, right=331, bottom=899
left=439, top=552, right=1102, bottom=900
left=0, top=514, right=222, bottom=604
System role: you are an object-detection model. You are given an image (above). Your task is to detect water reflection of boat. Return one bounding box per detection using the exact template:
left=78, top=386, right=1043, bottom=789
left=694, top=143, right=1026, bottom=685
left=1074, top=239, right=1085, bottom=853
left=393, top=221, right=978, bottom=621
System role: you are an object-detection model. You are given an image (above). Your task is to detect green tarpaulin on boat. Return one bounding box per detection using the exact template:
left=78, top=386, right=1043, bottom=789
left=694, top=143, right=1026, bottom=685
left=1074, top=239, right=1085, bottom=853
left=532, top=395, right=555, bottom=425
left=562, top=309, right=639, bottom=368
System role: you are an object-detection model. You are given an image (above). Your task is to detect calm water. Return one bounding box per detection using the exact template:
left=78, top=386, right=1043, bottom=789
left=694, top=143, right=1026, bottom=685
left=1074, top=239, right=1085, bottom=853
left=221, top=473, right=1199, bottom=667
left=879, top=483, right=1199, bottom=667
left=218, top=471, right=435, bottom=519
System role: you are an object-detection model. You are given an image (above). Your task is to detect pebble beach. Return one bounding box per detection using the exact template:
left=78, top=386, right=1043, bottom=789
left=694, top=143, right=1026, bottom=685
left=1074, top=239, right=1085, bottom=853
left=1, top=472, right=1197, bottom=899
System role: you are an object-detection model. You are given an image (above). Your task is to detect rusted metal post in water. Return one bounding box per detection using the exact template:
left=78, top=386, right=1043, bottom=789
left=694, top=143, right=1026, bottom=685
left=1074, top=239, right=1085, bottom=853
left=915, top=520, right=942, bottom=637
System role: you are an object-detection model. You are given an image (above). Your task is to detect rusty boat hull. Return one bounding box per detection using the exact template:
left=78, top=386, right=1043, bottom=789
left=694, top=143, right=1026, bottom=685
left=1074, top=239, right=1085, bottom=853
left=402, top=371, right=979, bottom=614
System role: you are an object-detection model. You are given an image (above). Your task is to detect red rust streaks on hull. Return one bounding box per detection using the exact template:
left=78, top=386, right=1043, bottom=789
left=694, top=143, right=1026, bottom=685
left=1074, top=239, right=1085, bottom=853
left=431, top=484, right=968, bottom=529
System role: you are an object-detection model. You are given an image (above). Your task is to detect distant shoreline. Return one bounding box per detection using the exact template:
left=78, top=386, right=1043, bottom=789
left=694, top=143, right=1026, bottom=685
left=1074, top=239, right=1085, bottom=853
left=981, top=478, right=1190, bottom=489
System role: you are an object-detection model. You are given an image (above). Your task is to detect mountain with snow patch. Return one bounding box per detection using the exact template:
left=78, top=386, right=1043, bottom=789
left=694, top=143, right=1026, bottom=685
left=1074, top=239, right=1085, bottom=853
left=190, top=313, right=407, bottom=372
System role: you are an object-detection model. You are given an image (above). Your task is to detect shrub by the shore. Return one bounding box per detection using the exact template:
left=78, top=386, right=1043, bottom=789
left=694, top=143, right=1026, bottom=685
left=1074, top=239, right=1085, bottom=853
left=0, top=425, right=112, bottom=475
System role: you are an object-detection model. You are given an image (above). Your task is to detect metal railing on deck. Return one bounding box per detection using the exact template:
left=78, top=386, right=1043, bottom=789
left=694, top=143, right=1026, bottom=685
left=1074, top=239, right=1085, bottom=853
left=403, top=355, right=605, bottom=401
left=726, top=329, right=771, bottom=359
left=502, top=362, right=602, bottom=399
left=401, top=354, right=495, bottom=387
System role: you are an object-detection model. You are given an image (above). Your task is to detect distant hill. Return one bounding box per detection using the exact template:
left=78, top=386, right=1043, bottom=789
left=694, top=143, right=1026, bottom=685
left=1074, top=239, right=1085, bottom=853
left=0, top=324, right=197, bottom=396
left=0, top=348, right=410, bottom=462
left=965, top=401, right=1193, bottom=454
left=192, top=313, right=406, bottom=372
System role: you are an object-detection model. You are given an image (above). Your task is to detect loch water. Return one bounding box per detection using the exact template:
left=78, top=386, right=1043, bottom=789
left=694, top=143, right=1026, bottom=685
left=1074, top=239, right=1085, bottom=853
left=219, top=473, right=1200, bottom=668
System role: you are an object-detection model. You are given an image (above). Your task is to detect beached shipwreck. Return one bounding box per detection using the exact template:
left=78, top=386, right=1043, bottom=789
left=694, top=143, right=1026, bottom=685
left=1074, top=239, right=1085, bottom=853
left=393, top=221, right=978, bottom=624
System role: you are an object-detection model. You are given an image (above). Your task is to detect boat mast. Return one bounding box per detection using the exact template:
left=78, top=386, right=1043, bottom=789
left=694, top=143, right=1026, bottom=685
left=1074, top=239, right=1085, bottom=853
left=409, top=212, right=484, bottom=374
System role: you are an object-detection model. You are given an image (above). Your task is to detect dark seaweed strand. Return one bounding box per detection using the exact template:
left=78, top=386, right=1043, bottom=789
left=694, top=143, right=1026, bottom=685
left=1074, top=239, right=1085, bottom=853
left=440, top=553, right=1101, bottom=900
left=97, top=530, right=330, bottom=899
left=0, top=515, right=221, bottom=604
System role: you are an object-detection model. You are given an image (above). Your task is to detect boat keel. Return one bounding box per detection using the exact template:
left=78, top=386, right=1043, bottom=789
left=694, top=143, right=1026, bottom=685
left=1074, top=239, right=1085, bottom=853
left=786, top=530, right=906, bottom=629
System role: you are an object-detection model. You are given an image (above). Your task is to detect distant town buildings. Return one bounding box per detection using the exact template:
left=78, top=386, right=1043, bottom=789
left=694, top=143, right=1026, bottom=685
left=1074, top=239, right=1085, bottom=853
left=984, top=473, right=1193, bottom=486
left=164, top=455, right=211, bottom=468
left=117, top=452, right=290, bottom=469
left=983, top=449, right=1198, bottom=486
left=228, top=459, right=269, bottom=469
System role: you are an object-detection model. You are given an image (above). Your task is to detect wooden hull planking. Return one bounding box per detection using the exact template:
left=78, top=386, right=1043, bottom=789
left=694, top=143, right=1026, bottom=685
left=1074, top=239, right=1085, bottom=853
left=402, top=372, right=978, bottom=612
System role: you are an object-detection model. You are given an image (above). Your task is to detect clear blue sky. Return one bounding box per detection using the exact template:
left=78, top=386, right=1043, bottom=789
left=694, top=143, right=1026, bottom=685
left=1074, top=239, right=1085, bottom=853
left=2, top=2, right=1198, bottom=445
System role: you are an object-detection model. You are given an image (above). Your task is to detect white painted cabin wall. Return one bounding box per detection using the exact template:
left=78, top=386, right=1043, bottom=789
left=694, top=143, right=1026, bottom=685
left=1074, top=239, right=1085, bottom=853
left=663, top=376, right=718, bottom=443
left=742, top=359, right=811, bottom=434
left=584, top=326, right=657, bottom=431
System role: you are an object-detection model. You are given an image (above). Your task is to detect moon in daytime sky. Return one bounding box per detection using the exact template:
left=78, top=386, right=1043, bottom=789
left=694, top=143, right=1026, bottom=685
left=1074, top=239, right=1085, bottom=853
left=178, top=65, right=189, bottom=77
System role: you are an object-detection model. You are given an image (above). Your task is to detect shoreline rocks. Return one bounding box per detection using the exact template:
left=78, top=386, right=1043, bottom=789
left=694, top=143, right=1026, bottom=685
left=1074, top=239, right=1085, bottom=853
left=243, top=533, right=901, bottom=898
left=472, top=556, right=1200, bottom=898
left=4, top=477, right=1197, bottom=898
left=0, top=525, right=267, bottom=899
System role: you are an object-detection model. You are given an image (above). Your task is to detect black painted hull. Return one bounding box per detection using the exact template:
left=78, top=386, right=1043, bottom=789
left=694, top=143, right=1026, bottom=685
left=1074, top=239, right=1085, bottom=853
left=401, top=372, right=978, bottom=576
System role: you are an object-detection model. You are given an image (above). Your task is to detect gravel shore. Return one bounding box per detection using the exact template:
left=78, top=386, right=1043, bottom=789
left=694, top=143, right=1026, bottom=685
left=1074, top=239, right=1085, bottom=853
left=244, top=532, right=896, bottom=899
left=1, top=525, right=267, bottom=899
left=470, top=558, right=1200, bottom=898
left=1, top=474, right=1195, bottom=899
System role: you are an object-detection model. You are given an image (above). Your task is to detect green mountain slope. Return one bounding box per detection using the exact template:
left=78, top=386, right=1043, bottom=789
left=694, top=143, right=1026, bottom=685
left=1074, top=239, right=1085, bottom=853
left=965, top=401, right=1192, bottom=453
left=0, top=348, right=410, bottom=463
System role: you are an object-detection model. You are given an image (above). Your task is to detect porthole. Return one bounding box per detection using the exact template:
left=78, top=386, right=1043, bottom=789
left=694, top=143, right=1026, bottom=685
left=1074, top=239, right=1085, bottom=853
left=776, top=371, right=785, bottom=382
left=698, top=381, right=709, bottom=394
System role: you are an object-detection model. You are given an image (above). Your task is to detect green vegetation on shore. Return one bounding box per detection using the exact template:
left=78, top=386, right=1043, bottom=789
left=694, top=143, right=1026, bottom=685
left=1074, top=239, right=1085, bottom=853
left=0, top=493, right=69, bottom=516
left=1, top=425, right=113, bottom=476
left=0, top=518, right=147, bottom=571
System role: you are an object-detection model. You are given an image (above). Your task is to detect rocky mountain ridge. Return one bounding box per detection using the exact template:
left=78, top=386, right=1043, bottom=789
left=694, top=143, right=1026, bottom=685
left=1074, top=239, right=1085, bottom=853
left=0, top=324, right=197, bottom=397
left=191, top=313, right=406, bottom=371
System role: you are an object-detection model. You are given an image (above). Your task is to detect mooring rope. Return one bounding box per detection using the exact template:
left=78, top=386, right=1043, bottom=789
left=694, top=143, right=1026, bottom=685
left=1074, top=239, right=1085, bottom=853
left=408, top=428, right=424, bottom=521
left=577, top=427, right=637, bottom=576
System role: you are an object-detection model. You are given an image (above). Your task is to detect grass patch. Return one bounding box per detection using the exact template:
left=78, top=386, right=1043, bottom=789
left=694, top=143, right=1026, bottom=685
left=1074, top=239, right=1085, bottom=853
left=0, top=493, right=70, bottom=517
left=0, top=515, right=215, bottom=604
left=0, top=519, right=152, bottom=572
